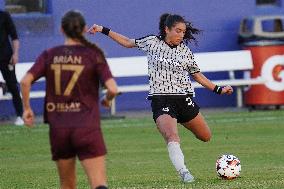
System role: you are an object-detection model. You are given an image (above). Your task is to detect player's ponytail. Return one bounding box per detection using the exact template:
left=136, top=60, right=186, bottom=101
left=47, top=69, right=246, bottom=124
left=61, top=10, right=104, bottom=55
left=184, top=21, right=201, bottom=44
left=76, top=34, right=104, bottom=55
left=158, top=13, right=201, bottom=44
left=159, top=13, right=171, bottom=40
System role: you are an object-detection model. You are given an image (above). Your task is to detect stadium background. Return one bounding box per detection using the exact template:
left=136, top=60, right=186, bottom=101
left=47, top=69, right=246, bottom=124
left=1, top=0, right=284, bottom=117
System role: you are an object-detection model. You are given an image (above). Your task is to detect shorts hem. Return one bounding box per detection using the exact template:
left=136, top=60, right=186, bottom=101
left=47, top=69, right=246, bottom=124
left=52, top=155, right=76, bottom=161
left=153, top=113, right=177, bottom=123
left=178, top=110, right=199, bottom=123
left=78, top=151, right=107, bottom=161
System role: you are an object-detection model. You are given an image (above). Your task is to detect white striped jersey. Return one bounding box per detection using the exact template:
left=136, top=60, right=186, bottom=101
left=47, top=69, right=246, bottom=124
left=135, top=35, right=200, bottom=98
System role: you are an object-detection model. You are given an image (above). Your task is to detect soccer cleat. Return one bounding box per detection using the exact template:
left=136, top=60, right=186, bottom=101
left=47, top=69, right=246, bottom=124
left=179, top=169, right=195, bottom=183
left=14, top=116, right=24, bottom=126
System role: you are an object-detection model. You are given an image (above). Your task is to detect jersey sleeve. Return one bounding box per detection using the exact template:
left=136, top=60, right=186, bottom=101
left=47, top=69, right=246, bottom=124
left=94, top=51, right=113, bottom=83
left=184, top=48, right=200, bottom=74
left=28, top=50, right=48, bottom=81
left=134, top=35, right=157, bottom=52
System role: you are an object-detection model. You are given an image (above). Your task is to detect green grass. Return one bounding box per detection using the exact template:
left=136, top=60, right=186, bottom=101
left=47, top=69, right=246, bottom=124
left=0, top=109, right=284, bottom=188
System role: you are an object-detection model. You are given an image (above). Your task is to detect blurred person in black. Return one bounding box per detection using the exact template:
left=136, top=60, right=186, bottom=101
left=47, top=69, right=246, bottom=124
left=0, top=10, right=23, bottom=125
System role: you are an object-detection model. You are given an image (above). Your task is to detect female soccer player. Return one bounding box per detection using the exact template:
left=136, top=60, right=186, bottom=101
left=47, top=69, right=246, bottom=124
left=88, top=13, right=233, bottom=183
left=20, top=10, right=118, bottom=189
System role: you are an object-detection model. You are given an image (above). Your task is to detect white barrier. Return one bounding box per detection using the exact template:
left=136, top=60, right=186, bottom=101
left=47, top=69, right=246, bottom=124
left=0, top=50, right=266, bottom=114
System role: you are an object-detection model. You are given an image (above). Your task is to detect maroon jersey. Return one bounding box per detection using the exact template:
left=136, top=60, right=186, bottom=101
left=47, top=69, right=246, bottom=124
left=28, top=45, right=113, bottom=129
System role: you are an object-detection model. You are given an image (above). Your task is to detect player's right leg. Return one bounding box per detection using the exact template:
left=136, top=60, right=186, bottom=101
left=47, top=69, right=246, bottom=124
left=151, top=97, right=194, bottom=182
left=156, top=114, right=194, bottom=183
left=80, top=155, right=107, bottom=189
left=56, top=158, right=77, bottom=189
left=156, top=114, right=179, bottom=143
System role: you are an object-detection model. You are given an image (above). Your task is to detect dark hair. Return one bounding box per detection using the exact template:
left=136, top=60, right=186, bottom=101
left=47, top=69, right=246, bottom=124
left=61, top=10, right=104, bottom=54
left=159, top=13, right=201, bottom=44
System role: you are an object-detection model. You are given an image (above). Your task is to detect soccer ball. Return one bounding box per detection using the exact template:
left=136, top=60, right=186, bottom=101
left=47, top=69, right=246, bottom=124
left=216, top=154, right=241, bottom=179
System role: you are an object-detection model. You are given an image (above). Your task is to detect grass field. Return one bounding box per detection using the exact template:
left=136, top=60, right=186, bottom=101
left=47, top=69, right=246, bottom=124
left=0, top=109, right=284, bottom=189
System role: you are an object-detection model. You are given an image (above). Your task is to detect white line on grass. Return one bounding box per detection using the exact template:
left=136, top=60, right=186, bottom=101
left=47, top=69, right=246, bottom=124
left=0, top=115, right=282, bottom=133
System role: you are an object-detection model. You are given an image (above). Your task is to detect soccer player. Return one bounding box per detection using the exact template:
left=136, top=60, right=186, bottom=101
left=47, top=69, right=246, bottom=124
left=20, top=10, right=118, bottom=189
left=88, top=13, right=233, bottom=183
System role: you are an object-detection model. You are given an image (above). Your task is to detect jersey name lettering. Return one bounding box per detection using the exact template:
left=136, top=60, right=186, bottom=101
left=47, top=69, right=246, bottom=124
left=53, top=55, right=82, bottom=64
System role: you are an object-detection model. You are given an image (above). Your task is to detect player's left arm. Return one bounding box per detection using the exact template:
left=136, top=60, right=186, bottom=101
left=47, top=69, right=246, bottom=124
left=101, top=78, right=119, bottom=108
left=20, top=73, right=35, bottom=127
left=192, top=72, right=233, bottom=95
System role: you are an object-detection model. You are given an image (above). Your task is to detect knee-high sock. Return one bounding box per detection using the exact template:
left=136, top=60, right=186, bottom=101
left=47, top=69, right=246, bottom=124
left=167, top=141, right=187, bottom=172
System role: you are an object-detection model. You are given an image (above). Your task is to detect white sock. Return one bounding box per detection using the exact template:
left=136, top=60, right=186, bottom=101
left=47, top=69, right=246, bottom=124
left=167, top=141, right=187, bottom=172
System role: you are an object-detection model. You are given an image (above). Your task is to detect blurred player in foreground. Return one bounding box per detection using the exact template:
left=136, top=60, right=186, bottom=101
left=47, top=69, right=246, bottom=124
left=21, top=10, right=118, bottom=189
left=88, top=13, right=233, bottom=183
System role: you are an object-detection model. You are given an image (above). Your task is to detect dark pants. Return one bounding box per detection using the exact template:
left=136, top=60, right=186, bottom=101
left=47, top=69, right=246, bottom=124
left=0, top=61, right=23, bottom=117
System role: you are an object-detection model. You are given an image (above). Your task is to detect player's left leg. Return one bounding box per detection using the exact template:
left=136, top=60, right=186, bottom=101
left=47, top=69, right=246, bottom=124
left=181, top=112, right=211, bottom=142
left=56, top=158, right=77, bottom=189
left=80, top=155, right=107, bottom=189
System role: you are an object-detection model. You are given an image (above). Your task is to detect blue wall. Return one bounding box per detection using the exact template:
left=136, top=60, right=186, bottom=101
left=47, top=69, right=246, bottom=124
left=7, top=0, right=284, bottom=61
left=1, top=0, right=284, bottom=116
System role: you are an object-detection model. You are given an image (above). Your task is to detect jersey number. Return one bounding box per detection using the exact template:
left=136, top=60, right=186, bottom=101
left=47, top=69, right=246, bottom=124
left=186, top=97, right=195, bottom=107
left=51, top=64, right=84, bottom=96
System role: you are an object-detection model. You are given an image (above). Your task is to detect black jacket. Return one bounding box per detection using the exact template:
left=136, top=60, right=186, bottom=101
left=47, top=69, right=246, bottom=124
left=0, top=10, right=18, bottom=62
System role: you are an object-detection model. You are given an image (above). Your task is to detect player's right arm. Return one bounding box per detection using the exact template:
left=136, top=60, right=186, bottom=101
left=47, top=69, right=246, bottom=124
left=20, top=50, right=47, bottom=127
left=88, top=24, right=136, bottom=48
left=20, top=73, right=35, bottom=127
